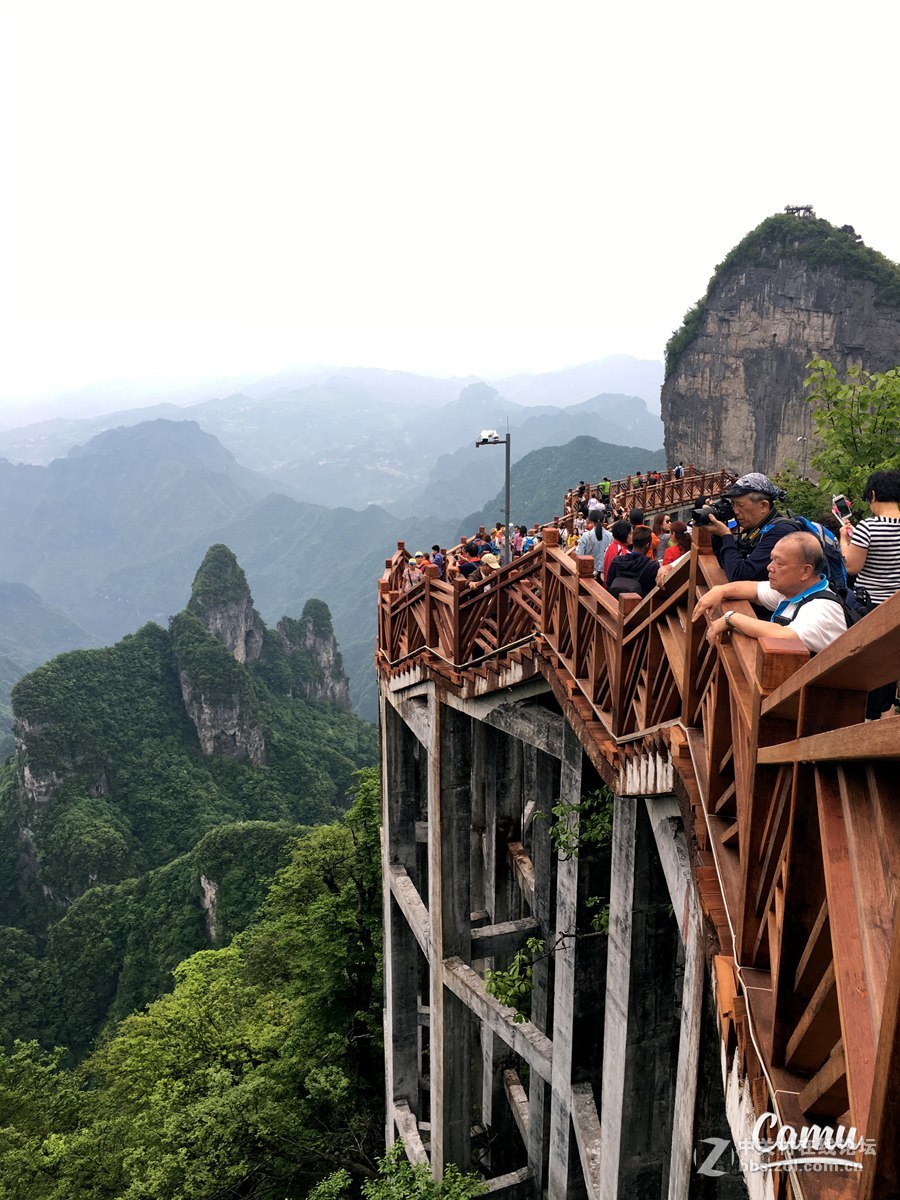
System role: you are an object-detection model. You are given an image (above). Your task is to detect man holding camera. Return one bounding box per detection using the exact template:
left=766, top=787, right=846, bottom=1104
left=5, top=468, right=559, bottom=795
left=703, top=472, right=797, bottom=582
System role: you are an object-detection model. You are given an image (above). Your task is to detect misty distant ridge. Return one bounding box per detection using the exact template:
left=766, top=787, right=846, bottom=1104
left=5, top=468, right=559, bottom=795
left=0, top=357, right=663, bottom=511
left=0, top=417, right=670, bottom=726
left=0, top=354, right=662, bottom=440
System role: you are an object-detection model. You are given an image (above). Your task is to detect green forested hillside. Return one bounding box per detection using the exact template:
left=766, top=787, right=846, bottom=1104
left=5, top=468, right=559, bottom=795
left=0, top=770, right=387, bottom=1200
left=0, top=820, right=299, bottom=1056
left=0, top=583, right=96, bottom=757
left=0, top=548, right=378, bottom=1067
left=461, top=434, right=668, bottom=532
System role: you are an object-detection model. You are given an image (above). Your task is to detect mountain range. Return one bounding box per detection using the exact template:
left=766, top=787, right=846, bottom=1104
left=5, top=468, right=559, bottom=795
left=0, top=361, right=663, bottom=510
left=0, top=418, right=665, bottom=722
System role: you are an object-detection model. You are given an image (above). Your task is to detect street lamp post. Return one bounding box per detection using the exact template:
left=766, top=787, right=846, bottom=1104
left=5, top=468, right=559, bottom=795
left=797, top=435, right=808, bottom=479
left=475, top=429, right=511, bottom=566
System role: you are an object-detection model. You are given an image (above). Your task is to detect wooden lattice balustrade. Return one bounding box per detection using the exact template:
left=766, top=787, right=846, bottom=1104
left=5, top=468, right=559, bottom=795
left=376, top=519, right=900, bottom=1199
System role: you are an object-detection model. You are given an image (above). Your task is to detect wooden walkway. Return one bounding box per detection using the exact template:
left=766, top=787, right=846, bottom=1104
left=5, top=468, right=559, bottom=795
left=376, top=518, right=900, bottom=1199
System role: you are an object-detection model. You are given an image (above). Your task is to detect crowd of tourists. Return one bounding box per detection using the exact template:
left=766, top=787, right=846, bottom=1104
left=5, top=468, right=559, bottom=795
left=401, top=467, right=900, bottom=719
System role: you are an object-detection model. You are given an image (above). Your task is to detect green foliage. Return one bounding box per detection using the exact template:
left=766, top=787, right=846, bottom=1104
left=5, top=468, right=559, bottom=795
left=307, top=1171, right=353, bottom=1199
left=11, top=622, right=186, bottom=778
left=2, top=575, right=376, bottom=928
left=772, top=462, right=833, bottom=522
left=186, top=543, right=252, bottom=615
left=0, top=929, right=44, bottom=1046
left=0, top=770, right=385, bottom=1199
left=484, top=936, right=544, bottom=1023
left=38, top=789, right=133, bottom=898
left=362, top=1143, right=486, bottom=1198
left=803, top=358, right=900, bottom=504
left=170, top=609, right=256, bottom=708
left=302, top=598, right=335, bottom=639
left=665, top=214, right=900, bottom=379
left=537, top=786, right=614, bottom=859
left=586, top=895, right=610, bottom=935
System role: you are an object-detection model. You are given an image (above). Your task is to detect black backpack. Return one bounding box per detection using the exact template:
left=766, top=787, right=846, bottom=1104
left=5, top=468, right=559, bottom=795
left=774, top=586, right=873, bottom=632
left=764, top=515, right=873, bottom=620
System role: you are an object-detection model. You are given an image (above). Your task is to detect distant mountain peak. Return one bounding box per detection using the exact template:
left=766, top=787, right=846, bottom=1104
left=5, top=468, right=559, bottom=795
left=187, top=545, right=264, bottom=665
left=67, top=418, right=232, bottom=463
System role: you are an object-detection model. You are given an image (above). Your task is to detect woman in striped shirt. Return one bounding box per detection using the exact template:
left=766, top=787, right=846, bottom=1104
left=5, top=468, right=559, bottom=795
left=840, top=468, right=900, bottom=718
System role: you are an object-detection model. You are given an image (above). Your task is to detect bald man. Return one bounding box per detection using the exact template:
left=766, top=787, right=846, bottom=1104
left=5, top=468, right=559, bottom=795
left=693, top=531, right=848, bottom=652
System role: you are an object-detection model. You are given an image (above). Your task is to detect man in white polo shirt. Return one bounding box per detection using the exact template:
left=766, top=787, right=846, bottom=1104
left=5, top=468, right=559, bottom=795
left=692, top=531, right=847, bottom=652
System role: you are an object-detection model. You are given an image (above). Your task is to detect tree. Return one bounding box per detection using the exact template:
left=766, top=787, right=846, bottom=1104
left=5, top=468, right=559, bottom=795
left=804, top=358, right=900, bottom=507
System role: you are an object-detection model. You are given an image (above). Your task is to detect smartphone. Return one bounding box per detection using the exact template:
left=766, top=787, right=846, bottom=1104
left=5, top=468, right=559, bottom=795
left=832, top=494, right=852, bottom=525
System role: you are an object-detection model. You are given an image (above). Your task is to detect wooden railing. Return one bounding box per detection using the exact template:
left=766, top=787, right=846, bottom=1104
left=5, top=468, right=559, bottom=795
left=375, top=521, right=900, bottom=1199
left=558, top=465, right=738, bottom=529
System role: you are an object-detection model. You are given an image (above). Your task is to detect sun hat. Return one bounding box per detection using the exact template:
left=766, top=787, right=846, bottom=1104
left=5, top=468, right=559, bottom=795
left=481, top=553, right=501, bottom=570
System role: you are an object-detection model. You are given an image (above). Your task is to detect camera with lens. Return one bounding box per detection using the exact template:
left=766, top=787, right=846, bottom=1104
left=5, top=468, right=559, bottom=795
left=691, top=496, right=734, bottom=526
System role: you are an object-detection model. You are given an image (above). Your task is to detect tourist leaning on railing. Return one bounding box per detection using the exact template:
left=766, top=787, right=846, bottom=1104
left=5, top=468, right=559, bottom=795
left=693, top=532, right=846, bottom=655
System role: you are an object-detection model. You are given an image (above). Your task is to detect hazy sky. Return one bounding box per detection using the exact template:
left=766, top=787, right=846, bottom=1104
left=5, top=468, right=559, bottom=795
left=1, top=0, right=897, bottom=412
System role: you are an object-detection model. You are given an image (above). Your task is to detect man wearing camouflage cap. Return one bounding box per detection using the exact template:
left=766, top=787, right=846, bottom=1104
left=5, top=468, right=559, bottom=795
left=706, top=472, right=797, bottom=583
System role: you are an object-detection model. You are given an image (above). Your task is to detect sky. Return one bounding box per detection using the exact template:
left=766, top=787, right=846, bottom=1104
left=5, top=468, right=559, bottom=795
left=1, top=0, right=897, bottom=418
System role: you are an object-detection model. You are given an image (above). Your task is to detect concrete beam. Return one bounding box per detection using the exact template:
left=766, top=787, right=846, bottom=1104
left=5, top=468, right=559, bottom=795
left=508, top=842, right=536, bottom=908
left=440, top=676, right=551, bottom=722
left=483, top=1167, right=535, bottom=1198
left=394, top=694, right=434, bottom=749
left=394, top=1099, right=429, bottom=1166
left=388, top=864, right=431, bottom=956
left=571, top=1083, right=603, bottom=1200
left=471, top=916, right=541, bottom=961
left=484, top=701, right=565, bottom=759
left=503, top=1068, right=530, bottom=1143
left=644, top=796, right=692, bottom=941
left=442, top=956, right=553, bottom=1083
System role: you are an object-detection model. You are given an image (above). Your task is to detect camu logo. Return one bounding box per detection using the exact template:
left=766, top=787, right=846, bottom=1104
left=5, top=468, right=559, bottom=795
left=695, top=1116, right=875, bottom=1178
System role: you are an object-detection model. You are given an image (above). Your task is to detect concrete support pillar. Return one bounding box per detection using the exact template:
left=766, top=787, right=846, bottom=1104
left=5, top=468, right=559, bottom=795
left=524, top=743, right=557, bottom=1195
left=382, top=698, right=425, bottom=1144
left=548, top=724, right=586, bottom=1199
left=599, top=796, right=637, bottom=1200
left=668, top=901, right=705, bottom=1199
left=428, top=698, right=474, bottom=1177
left=599, top=801, right=683, bottom=1200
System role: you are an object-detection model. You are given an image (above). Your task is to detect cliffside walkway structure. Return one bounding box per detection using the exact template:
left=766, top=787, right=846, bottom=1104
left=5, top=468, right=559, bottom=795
left=557, top=466, right=738, bottom=530
left=376, top=506, right=900, bottom=1198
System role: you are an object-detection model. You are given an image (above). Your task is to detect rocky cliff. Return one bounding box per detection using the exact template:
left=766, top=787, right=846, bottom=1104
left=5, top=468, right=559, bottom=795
left=277, top=600, right=351, bottom=709
left=187, top=543, right=265, bottom=663
left=661, top=212, right=900, bottom=475
left=3, top=546, right=374, bottom=922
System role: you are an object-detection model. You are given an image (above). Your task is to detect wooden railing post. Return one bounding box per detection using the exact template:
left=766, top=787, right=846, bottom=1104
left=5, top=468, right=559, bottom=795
left=452, top=578, right=464, bottom=665
left=541, top=530, right=558, bottom=638
left=423, top=564, right=440, bottom=649
left=610, top=594, right=642, bottom=736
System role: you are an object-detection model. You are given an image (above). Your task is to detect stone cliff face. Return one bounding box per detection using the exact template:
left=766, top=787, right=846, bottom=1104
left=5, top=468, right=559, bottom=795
left=176, top=545, right=269, bottom=763
left=661, top=215, right=900, bottom=476
left=188, top=543, right=265, bottom=663
left=178, top=668, right=267, bottom=765
left=199, top=592, right=264, bottom=664
left=277, top=601, right=351, bottom=709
